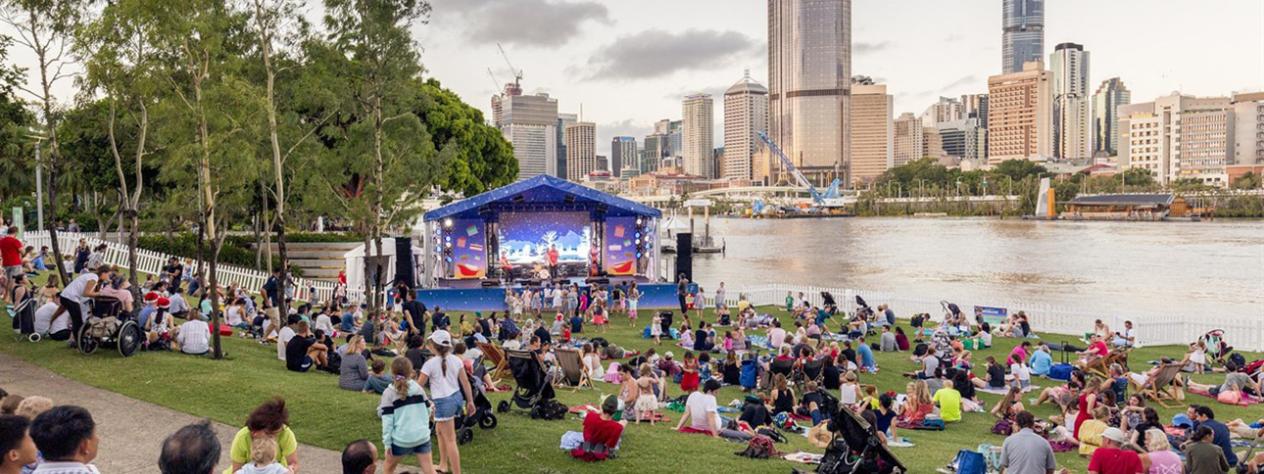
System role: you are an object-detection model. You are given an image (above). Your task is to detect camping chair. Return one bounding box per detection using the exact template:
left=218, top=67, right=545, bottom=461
left=770, top=358, right=794, bottom=380
left=478, top=342, right=511, bottom=384
left=799, top=358, right=825, bottom=387
left=554, top=348, right=591, bottom=391
left=1136, top=363, right=1185, bottom=408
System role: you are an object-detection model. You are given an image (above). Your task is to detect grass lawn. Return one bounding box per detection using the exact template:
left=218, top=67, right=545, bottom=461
left=3, top=288, right=1260, bottom=473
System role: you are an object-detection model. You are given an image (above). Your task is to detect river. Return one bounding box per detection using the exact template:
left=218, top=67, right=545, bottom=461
left=687, top=217, right=1264, bottom=318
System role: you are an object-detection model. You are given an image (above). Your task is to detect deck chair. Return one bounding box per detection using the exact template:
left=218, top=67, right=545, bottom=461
left=478, top=342, right=510, bottom=384
left=554, top=348, right=591, bottom=390
left=1136, top=363, right=1184, bottom=408
left=1086, top=348, right=1130, bottom=379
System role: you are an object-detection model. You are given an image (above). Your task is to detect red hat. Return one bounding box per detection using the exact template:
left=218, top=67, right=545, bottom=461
left=144, top=292, right=160, bottom=303
left=157, top=297, right=171, bottom=309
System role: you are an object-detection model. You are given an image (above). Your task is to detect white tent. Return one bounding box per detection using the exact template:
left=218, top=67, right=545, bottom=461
left=343, top=239, right=423, bottom=291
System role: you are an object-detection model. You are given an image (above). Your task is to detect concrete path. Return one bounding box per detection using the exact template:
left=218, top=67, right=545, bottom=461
left=0, top=352, right=347, bottom=473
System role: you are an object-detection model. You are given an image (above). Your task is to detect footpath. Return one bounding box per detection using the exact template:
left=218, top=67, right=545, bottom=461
left=0, top=352, right=349, bottom=473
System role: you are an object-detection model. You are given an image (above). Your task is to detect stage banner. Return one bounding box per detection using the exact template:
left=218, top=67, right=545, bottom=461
left=450, top=219, right=487, bottom=279
left=973, top=305, right=1008, bottom=326
left=603, top=217, right=638, bottom=276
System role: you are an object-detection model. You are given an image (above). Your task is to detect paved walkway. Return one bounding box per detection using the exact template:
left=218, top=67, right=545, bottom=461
left=0, top=352, right=347, bottom=473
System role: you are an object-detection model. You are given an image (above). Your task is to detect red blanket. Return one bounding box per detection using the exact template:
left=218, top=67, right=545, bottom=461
left=1187, top=387, right=1261, bottom=406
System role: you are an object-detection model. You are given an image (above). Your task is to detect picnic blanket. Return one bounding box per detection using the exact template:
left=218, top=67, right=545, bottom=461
left=1187, top=387, right=1262, bottom=406
left=978, top=385, right=1039, bottom=396
left=782, top=452, right=824, bottom=464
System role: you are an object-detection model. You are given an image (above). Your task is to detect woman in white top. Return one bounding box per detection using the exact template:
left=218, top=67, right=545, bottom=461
left=417, top=330, right=476, bottom=474
left=580, top=343, right=604, bottom=380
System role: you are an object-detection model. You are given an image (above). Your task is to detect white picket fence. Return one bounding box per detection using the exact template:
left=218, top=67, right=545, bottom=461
left=22, top=231, right=1263, bottom=351
left=22, top=231, right=367, bottom=304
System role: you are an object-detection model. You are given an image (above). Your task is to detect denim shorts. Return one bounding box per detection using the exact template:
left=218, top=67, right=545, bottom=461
left=432, top=393, right=463, bottom=421
left=390, top=440, right=432, bottom=456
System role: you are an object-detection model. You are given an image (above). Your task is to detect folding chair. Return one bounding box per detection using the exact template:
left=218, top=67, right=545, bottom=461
left=1137, top=363, right=1184, bottom=408
left=478, top=342, right=511, bottom=384
left=555, top=348, right=592, bottom=391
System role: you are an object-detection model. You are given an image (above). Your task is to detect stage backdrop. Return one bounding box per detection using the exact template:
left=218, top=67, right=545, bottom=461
left=497, top=211, right=591, bottom=265
left=603, top=217, right=638, bottom=276
left=417, top=283, right=682, bottom=312
left=450, top=219, right=487, bottom=279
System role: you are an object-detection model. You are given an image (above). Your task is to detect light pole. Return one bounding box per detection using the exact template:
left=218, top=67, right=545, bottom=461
left=26, top=133, right=47, bottom=232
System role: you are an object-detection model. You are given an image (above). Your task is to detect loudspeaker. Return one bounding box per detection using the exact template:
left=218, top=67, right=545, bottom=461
left=674, top=232, right=692, bottom=282
left=393, top=237, right=415, bottom=289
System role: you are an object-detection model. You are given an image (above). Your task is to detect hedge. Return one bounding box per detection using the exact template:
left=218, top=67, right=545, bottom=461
left=136, top=234, right=283, bottom=273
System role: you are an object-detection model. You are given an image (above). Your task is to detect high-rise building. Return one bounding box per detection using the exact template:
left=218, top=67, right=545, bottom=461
left=713, top=147, right=725, bottom=180
left=682, top=94, right=715, bottom=177
left=849, top=84, right=893, bottom=183
left=610, top=136, right=637, bottom=178
left=596, top=155, right=609, bottom=172
left=961, top=93, right=989, bottom=124
left=921, top=96, right=964, bottom=127
left=722, top=72, right=769, bottom=181
left=641, top=133, right=667, bottom=173
left=1231, top=92, right=1264, bottom=166
left=1119, top=93, right=1232, bottom=186
left=768, top=0, right=851, bottom=185
left=938, top=118, right=987, bottom=164
left=893, top=112, right=924, bottom=166
left=987, top=61, right=1052, bottom=164
left=557, top=113, right=576, bottom=179
left=922, top=126, right=946, bottom=163
left=498, top=91, right=559, bottom=179
left=1050, top=43, right=1091, bottom=161
left=490, top=81, right=522, bottom=129
left=1002, top=0, right=1044, bottom=74
left=1092, top=78, right=1131, bottom=157
left=668, top=120, right=683, bottom=168
left=564, top=121, right=596, bottom=181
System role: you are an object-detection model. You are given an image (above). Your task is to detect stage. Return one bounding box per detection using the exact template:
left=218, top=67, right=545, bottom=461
left=415, top=175, right=668, bottom=311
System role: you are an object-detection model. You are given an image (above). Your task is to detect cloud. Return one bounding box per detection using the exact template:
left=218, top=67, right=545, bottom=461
left=586, top=29, right=758, bottom=81
left=854, top=41, right=891, bottom=55
left=440, top=0, right=610, bottom=48
left=939, top=75, right=979, bottom=92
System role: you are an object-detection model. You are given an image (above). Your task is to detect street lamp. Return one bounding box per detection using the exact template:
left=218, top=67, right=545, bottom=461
left=25, top=132, right=48, bottom=232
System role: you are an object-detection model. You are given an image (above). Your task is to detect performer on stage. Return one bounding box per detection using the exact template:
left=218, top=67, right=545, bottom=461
left=547, top=244, right=559, bottom=279
left=498, top=251, right=513, bottom=280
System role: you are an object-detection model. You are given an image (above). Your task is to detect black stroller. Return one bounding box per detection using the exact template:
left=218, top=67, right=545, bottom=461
left=804, top=408, right=906, bottom=474
left=453, top=358, right=499, bottom=444
left=497, top=349, right=567, bottom=420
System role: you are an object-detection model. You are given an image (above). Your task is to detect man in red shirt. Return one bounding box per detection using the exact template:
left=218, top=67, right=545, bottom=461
left=1087, top=427, right=1143, bottom=474
left=547, top=245, right=559, bottom=279
left=570, top=395, right=625, bottom=461
left=0, top=226, right=23, bottom=302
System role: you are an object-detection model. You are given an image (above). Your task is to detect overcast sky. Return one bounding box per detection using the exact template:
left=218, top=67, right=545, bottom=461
left=5, top=0, right=1263, bottom=157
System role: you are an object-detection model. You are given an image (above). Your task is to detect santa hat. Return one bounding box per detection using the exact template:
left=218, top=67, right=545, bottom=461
left=144, top=292, right=160, bottom=303
left=157, top=297, right=171, bottom=310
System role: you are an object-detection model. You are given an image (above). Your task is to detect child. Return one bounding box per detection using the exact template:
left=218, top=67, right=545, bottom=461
left=1009, top=358, right=1032, bottom=389
left=235, top=436, right=288, bottom=474
left=649, top=312, right=662, bottom=345
left=363, top=359, right=392, bottom=394
left=697, top=352, right=713, bottom=383
left=634, top=364, right=660, bottom=424
left=591, top=302, right=608, bottom=333
left=680, top=351, right=700, bottom=392
left=722, top=331, right=735, bottom=353
left=378, top=357, right=436, bottom=474
left=627, top=283, right=640, bottom=326
left=1183, top=341, right=1207, bottom=373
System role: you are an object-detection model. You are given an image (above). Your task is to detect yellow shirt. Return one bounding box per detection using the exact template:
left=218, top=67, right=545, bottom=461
left=931, top=388, right=962, bottom=422
left=226, top=425, right=297, bottom=473
left=1077, top=419, right=1107, bottom=456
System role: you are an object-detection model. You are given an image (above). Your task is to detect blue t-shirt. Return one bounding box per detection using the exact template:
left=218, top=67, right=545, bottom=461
left=1029, top=350, right=1053, bottom=376
left=137, top=305, right=156, bottom=328
left=1200, top=419, right=1238, bottom=466
left=857, top=343, right=876, bottom=369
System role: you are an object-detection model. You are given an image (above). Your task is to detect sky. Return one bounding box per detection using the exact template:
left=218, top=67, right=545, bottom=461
left=5, top=0, right=1263, bottom=157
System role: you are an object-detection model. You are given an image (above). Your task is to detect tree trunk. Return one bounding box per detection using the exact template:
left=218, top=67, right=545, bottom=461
left=258, top=6, right=289, bottom=315
left=209, top=238, right=223, bottom=359
left=362, top=232, right=373, bottom=311
left=370, top=95, right=385, bottom=311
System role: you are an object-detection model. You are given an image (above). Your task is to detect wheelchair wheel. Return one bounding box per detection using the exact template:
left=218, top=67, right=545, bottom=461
left=77, top=327, right=98, bottom=355
left=457, top=427, right=473, bottom=445
left=27, top=333, right=41, bottom=343
left=117, top=321, right=143, bottom=357
left=496, top=400, right=510, bottom=413
left=479, top=413, right=498, bottom=429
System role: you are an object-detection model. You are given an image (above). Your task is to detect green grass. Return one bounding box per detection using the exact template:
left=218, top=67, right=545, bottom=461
left=3, top=297, right=1260, bottom=473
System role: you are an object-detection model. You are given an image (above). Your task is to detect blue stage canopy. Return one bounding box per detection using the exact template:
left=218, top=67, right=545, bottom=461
left=423, top=175, right=662, bottom=221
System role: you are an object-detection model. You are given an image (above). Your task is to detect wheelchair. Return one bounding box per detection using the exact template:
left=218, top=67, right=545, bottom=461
left=77, top=297, right=144, bottom=357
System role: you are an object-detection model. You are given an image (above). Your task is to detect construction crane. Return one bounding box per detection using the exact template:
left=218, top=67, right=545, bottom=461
left=496, top=42, right=522, bottom=88
left=487, top=68, right=501, bottom=91
left=756, top=131, right=843, bottom=206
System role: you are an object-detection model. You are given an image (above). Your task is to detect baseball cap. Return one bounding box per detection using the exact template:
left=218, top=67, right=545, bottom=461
left=428, top=330, right=453, bottom=347
left=1101, top=427, right=1127, bottom=443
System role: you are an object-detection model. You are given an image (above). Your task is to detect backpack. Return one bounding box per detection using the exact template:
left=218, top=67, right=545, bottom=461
left=530, top=399, right=568, bottom=420
left=757, top=427, right=787, bottom=443
left=735, top=434, right=781, bottom=459
left=1048, top=363, right=1074, bottom=381
left=1228, top=352, right=1246, bottom=369
left=952, top=449, right=987, bottom=474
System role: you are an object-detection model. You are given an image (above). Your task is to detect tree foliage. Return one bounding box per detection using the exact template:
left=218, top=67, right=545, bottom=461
left=414, top=78, right=515, bottom=196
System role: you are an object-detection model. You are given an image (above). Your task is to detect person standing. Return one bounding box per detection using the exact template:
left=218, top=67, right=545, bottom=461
left=999, top=411, right=1057, bottom=474
left=676, top=274, right=689, bottom=317
left=547, top=245, right=559, bottom=279
left=401, top=292, right=426, bottom=339
left=0, top=227, right=22, bottom=303
left=417, top=330, right=475, bottom=474
left=60, top=266, right=111, bottom=344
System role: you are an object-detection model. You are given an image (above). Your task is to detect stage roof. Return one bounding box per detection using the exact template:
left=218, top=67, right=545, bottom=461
left=423, top=174, right=663, bottom=221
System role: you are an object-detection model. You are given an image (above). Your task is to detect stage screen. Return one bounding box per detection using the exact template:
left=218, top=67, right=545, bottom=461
left=603, top=217, right=638, bottom=275
left=497, top=211, right=591, bottom=265
left=450, top=219, right=487, bottom=279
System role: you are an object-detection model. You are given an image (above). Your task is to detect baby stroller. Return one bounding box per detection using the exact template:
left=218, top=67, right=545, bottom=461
left=803, top=408, right=905, bottom=474
left=453, top=362, right=498, bottom=444
left=10, top=292, right=39, bottom=342
left=78, top=296, right=144, bottom=357
left=497, top=349, right=567, bottom=420
left=1200, top=329, right=1234, bottom=366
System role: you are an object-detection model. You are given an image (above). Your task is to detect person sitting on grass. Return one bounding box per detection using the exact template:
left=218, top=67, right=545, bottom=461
left=0, top=415, right=39, bottom=474
left=363, top=360, right=392, bottom=394
left=1187, top=360, right=1259, bottom=399
left=676, top=380, right=722, bottom=437
left=797, top=381, right=830, bottom=425
left=338, top=336, right=371, bottom=391
left=1076, top=406, right=1110, bottom=456
left=285, top=321, right=329, bottom=373
left=1138, top=428, right=1182, bottom=474
left=1183, top=425, right=1229, bottom=474
left=172, top=312, right=212, bottom=356
left=30, top=405, right=99, bottom=474
left=931, top=379, right=963, bottom=423
left=570, top=395, right=626, bottom=462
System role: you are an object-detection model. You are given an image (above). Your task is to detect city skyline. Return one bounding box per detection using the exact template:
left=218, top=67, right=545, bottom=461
left=4, top=0, right=1262, bottom=160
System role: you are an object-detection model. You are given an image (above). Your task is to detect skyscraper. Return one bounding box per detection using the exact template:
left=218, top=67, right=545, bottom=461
left=893, top=113, right=924, bottom=167
left=557, top=113, right=576, bottom=179
left=723, top=72, right=769, bottom=181
left=921, top=96, right=964, bottom=127
left=938, top=118, right=987, bottom=163
left=768, top=0, right=852, bottom=185
left=849, top=83, right=893, bottom=183
left=641, top=133, right=666, bottom=173
left=564, top=121, right=596, bottom=181
left=611, top=136, right=637, bottom=178
left=1050, top=43, right=1091, bottom=161
left=1120, top=93, right=1232, bottom=186
left=1002, top=0, right=1045, bottom=74
left=1231, top=92, right=1264, bottom=167
left=498, top=91, right=559, bottom=179
left=987, top=61, right=1052, bottom=164
left=682, top=94, right=715, bottom=177
left=1092, top=78, right=1131, bottom=157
